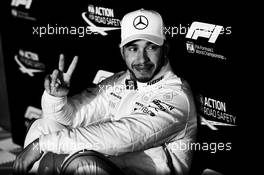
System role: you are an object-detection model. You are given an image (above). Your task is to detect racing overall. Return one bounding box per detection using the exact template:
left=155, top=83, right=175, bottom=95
left=25, top=62, right=197, bottom=175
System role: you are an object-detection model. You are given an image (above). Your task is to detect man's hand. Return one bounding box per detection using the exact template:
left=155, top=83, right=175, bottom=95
left=13, top=138, right=44, bottom=174
left=44, top=54, right=78, bottom=97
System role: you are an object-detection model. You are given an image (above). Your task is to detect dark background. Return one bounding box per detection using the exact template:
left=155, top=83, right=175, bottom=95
left=0, top=0, right=241, bottom=174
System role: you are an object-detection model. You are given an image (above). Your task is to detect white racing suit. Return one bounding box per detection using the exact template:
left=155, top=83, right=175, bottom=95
left=34, top=62, right=197, bottom=175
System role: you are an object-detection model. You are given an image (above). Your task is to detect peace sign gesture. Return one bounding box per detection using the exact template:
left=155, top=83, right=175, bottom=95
left=44, top=54, right=78, bottom=97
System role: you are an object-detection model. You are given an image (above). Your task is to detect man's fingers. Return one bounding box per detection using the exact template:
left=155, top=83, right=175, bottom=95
left=44, top=75, right=51, bottom=93
left=66, top=56, right=78, bottom=78
left=51, top=69, right=59, bottom=88
left=58, top=54, right=65, bottom=72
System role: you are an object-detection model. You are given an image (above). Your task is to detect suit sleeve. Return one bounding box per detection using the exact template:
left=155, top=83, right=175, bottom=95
left=41, top=86, right=109, bottom=128
left=39, top=89, right=192, bottom=155
left=41, top=71, right=125, bottom=127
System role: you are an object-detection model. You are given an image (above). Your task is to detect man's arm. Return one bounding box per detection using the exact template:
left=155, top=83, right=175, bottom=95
left=41, top=71, right=126, bottom=127
left=39, top=90, right=194, bottom=155
left=41, top=54, right=110, bottom=126
left=41, top=86, right=109, bottom=127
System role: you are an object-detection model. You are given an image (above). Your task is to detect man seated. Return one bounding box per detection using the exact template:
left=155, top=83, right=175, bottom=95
left=13, top=8, right=197, bottom=175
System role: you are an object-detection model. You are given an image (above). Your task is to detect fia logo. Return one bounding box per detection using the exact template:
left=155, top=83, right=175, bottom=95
left=186, top=21, right=223, bottom=43
left=186, top=41, right=195, bottom=53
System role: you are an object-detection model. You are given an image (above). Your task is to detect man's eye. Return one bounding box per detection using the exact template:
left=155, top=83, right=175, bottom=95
left=146, top=45, right=158, bottom=50
left=128, top=47, right=137, bottom=51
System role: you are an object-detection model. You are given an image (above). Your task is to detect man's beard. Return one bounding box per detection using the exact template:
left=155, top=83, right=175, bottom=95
left=129, top=68, right=154, bottom=82
left=129, top=58, right=166, bottom=83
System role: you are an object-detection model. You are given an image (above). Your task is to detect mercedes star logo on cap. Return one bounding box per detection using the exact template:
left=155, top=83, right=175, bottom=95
left=133, top=15, right=148, bottom=30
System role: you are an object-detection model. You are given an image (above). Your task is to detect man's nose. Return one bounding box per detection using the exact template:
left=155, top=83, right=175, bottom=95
left=137, top=49, right=149, bottom=64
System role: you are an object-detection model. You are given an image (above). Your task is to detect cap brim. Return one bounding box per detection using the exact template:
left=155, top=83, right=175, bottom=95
left=120, top=34, right=164, bottom=47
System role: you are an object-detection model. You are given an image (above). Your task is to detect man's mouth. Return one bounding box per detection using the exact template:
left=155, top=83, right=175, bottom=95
left=133, top=64, right=154, bottom=72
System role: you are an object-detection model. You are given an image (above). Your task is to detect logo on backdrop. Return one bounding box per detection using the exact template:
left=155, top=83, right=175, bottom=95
left=11, top=0, right=32, bottom=9
left=198, top=95, right=237, bottom=130
left=24, top=106, right=42, bottom=120
left=185, top=21, right=231, bottom=61
left=11, top=0, right=36, bottom=21
left=93, top=70, right=114, bottom=84
left=14, top=49, right=45, bottom=77
left=81, top=5, right=121, bottom=36
left=186, top=21, right=223, bottom=43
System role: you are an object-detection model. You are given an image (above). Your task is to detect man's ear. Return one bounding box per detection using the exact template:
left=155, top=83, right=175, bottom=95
left=163, top=40, right=170, bottom=58
left=120, top=47, right=125, bottom=60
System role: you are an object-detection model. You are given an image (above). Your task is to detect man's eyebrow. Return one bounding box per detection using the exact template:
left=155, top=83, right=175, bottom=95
left=124, top=43, right=138, bottom=47
left=124, top=41, right=158, bottom=48
left=146, top=42, right=159, bottom=46
left=146, top=41, right=153, bottom=45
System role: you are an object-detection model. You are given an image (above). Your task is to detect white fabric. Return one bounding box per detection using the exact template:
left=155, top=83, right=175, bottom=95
left=30, top=62, right=197, bottom=175
left=120, top=9, right=165, bottom=47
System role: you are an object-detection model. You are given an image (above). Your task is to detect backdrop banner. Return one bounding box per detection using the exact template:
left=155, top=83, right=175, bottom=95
left=1, top=0, right=240, bottom=174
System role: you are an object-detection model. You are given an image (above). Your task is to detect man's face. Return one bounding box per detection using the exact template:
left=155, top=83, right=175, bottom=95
left=122, top=40, right=165, bottom=82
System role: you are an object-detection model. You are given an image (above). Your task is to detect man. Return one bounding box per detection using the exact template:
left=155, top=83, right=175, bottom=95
left=13, top=9, right=197, bottom=175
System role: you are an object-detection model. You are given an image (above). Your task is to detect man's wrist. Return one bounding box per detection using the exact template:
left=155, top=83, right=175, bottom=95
left=44, top=90, right=66, bottom=99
